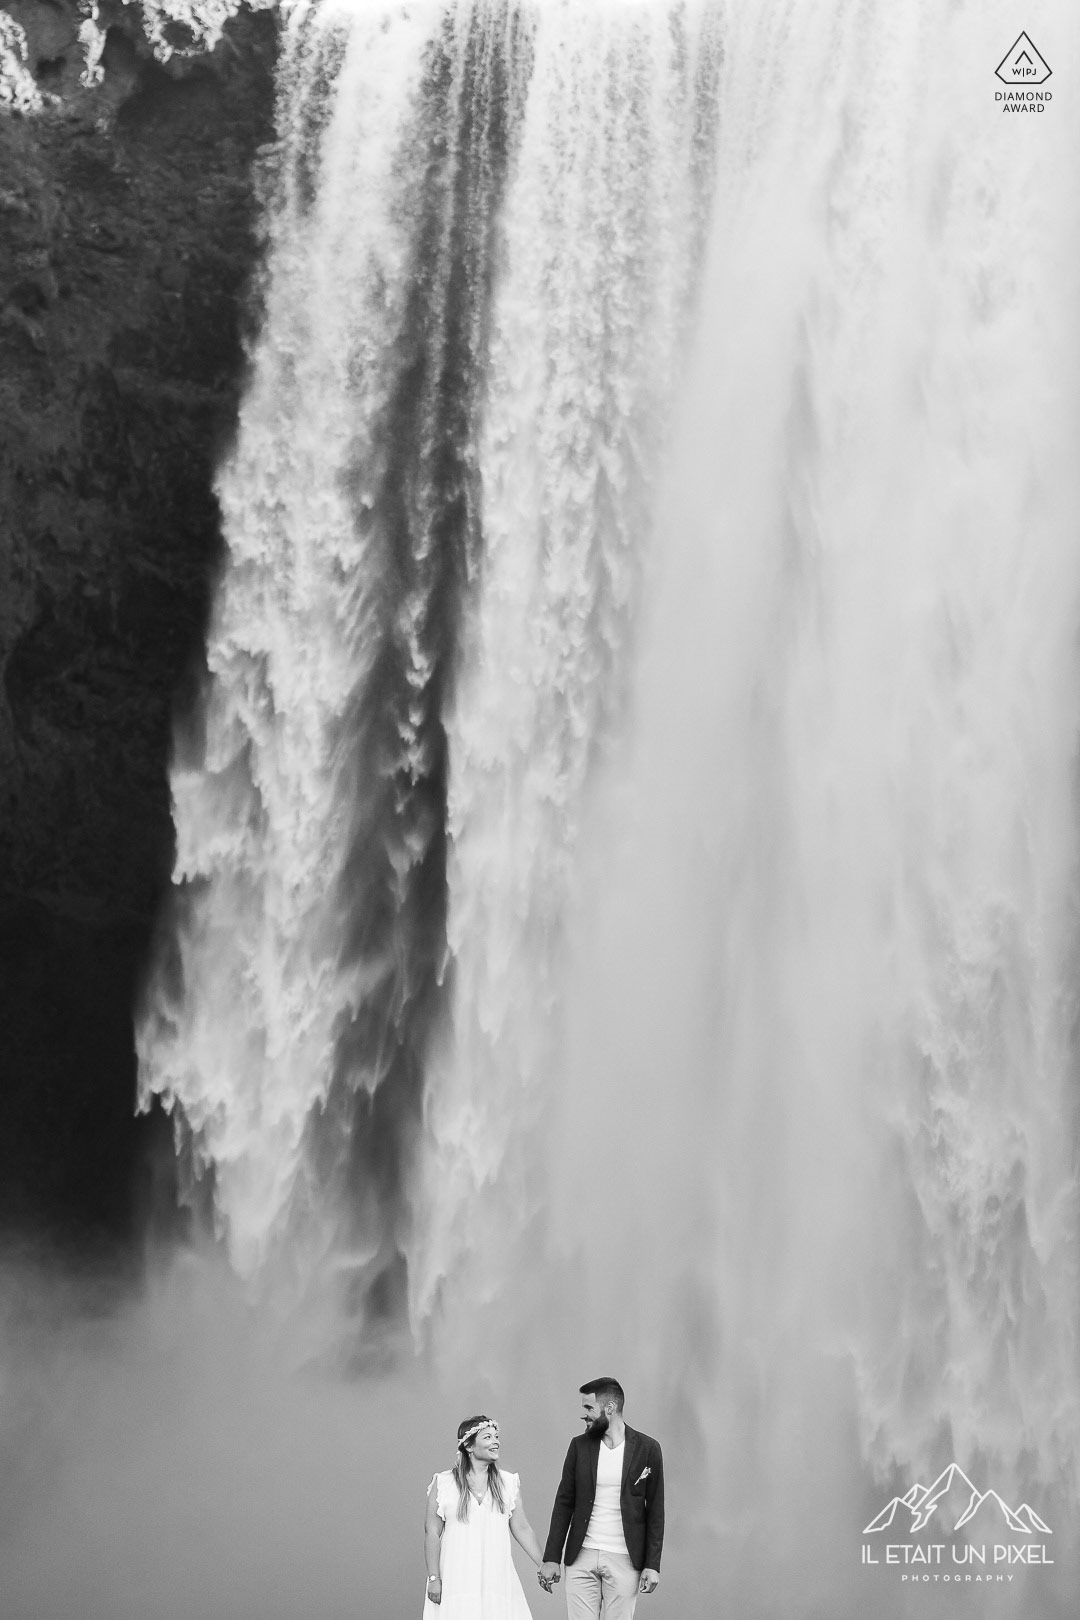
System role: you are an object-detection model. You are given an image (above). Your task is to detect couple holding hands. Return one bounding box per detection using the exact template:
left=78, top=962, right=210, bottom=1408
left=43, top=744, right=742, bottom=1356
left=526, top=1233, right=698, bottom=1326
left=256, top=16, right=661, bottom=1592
left=423, top=1377, right=664, bottom=1620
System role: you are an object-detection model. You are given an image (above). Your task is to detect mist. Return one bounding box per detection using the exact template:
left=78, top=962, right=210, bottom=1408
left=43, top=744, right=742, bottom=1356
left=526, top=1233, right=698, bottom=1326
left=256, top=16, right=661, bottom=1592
left=5, top=2, right=1080, bottom=1618
left=0, top=1248, right=736, bottom=1620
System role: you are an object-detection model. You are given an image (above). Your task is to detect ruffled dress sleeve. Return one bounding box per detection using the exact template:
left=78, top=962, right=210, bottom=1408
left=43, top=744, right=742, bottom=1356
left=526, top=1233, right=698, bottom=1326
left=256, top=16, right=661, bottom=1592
left=502, top=1470, right=521, bottom=1513
left=428, top=1470, right=456, bottom=1522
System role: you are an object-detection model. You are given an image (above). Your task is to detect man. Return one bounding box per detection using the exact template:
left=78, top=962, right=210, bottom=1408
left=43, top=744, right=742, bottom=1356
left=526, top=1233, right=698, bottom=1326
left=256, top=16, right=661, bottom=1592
left=538, top=1377, right=664, bottom=1618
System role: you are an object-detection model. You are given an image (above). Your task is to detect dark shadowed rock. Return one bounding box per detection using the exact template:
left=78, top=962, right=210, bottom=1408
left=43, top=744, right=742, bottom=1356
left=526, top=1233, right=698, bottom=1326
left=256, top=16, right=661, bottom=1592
left=0, top=0, right=278, bottom=1248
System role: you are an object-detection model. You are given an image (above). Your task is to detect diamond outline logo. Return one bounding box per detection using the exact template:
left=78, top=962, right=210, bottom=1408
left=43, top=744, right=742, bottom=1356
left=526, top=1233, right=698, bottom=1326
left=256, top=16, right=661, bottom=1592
left=996, top=32, right=1052, bottom=85
left=863, top=1463, right=1053, bottom=1537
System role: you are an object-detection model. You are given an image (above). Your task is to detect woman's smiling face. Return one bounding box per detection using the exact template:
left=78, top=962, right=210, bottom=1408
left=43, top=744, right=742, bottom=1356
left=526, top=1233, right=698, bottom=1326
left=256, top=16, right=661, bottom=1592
left=469, top=1423, right=500, bottom=1463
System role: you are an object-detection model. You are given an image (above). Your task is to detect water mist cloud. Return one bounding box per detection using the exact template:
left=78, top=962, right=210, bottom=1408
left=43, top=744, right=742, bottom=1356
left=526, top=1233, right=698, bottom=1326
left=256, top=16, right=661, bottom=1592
left=0, top=1254, right=442, bottom=1620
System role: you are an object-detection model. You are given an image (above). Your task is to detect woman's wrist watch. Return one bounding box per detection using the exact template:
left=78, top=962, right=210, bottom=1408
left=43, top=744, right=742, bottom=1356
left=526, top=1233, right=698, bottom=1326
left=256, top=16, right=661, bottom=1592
left=428, top=1574, right=440, bottom=1583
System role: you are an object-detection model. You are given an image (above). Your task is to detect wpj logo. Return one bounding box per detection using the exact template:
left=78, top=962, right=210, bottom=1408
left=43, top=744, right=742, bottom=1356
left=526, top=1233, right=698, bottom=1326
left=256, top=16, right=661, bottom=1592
left=995, top=33, right=1052, bottom=111
left=861, top=1464, right=1053, bottom=1583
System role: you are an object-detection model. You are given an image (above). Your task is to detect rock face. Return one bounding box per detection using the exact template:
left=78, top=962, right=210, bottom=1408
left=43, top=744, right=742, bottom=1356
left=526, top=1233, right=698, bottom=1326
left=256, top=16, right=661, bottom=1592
left=0, top=0, right=277, bottom=1246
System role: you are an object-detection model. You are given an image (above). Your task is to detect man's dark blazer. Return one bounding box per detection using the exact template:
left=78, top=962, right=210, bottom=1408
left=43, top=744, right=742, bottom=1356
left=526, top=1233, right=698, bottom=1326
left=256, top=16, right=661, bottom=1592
left=543, top=1424, right=665, bottom=1572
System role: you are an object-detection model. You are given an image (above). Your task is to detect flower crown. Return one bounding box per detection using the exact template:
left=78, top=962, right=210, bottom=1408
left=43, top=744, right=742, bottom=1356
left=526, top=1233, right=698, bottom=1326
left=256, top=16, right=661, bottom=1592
left=458, top=1418, right=499, bottom=1448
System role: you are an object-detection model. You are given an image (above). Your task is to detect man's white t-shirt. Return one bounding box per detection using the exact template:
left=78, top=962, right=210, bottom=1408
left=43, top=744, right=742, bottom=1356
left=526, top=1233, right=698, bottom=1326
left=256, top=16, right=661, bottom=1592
left=581, top=1440, right=629, bottom=1557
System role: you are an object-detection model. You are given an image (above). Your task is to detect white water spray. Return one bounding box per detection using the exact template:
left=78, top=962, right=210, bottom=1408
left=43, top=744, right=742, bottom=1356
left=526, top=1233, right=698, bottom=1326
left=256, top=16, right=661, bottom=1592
left=540, top=0, right=1080, bottom=1609
left=408, top=0, right=720, bottom=1323
left=133, top=0, right=1080, bottom=1613
left=138, top=0, right=464, bottom=1277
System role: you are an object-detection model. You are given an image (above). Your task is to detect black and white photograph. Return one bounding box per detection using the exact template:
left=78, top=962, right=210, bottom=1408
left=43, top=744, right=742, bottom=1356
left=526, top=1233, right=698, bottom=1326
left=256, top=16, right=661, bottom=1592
left=1, top=2, right=1077, bottom=1617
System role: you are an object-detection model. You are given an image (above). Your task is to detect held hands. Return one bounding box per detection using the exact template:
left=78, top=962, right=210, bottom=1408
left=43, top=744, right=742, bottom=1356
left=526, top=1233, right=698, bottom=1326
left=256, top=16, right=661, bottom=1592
left=427, top=1576, right=442, bottom=1606
left=537, top=1561, right=562, bottom=1593
left=639, top=1569, right=660, bottom=1596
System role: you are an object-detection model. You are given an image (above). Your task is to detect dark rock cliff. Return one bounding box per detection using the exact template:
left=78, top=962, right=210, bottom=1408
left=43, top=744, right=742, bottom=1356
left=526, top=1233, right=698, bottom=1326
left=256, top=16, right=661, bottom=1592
left=0, top=0, right=277, bottom=1247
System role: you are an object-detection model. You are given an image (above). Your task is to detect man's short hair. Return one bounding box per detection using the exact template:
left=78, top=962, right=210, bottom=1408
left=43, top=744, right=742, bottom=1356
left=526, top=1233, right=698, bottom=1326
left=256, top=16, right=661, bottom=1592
left=580, top=1377, right=625, bottom=1412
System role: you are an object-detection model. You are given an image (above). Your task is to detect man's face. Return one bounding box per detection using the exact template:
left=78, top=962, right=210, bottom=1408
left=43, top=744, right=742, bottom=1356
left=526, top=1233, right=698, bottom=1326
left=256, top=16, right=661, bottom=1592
left=581, top=1394, right=610, bottom=1435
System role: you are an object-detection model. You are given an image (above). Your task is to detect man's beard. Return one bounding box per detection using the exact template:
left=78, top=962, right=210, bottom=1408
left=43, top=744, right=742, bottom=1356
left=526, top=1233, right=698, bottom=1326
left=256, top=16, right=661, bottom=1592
left=585, top=1414, right=610, bottom=1437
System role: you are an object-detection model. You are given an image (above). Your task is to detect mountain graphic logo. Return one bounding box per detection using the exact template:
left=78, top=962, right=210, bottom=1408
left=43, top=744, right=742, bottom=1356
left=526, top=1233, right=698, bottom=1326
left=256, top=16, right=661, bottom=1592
left=995, top=33, right=1052, bottom=84
left=864, top=1465, right=1053, bottom=1537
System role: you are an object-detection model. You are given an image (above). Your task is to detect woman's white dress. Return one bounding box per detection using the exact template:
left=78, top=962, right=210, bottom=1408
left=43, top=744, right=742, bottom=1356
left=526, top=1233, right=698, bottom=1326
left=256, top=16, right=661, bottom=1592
left=422, top=1468, right=533, bottom=1619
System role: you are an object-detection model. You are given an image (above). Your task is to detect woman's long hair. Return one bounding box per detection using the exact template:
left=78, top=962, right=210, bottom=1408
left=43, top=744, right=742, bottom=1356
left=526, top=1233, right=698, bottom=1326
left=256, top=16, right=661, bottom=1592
left=453, top=1414, right=507, bottom=1522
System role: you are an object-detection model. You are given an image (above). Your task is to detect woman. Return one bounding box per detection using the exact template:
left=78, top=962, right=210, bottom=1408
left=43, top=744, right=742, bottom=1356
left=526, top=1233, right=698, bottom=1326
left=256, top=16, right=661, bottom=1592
left=424, top=1415, right=548, bottom=1616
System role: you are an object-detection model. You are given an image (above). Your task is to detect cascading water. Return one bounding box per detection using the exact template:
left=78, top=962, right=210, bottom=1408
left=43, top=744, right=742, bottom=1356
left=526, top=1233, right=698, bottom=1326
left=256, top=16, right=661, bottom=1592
left=136, top=0, right=720, bottom=1300
left=133, top=0, right=1080, bottom=1614
left=136, top=0, right=534, bottom=1291
left=407, top=0, right=721, bottom=1327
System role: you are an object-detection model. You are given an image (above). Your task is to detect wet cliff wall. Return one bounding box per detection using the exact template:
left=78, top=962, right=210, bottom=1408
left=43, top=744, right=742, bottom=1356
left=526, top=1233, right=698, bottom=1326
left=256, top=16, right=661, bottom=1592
left=0, top=0, right=277, bottom=1248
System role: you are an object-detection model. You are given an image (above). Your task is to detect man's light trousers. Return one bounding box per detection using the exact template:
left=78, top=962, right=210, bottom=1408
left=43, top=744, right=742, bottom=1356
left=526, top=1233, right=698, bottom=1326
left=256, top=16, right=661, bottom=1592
left=564, top=1548, right=639, bottom=1620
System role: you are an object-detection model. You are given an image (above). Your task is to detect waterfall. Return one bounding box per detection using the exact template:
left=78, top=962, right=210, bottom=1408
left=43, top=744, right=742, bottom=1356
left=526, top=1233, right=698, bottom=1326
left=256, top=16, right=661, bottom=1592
left=541, top=0, right=1080, bottom=1606
left=407, top=0, right=721, bottom=1325
left=135, top=0, right=1080, bottom=1611
left=136, top=0, right=718, bottom=1295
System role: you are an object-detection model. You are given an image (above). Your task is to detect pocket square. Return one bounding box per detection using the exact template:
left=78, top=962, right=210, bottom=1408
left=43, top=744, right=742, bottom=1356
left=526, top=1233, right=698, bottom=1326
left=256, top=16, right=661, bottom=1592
left=635, top=1467, right=651, bottom=1484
